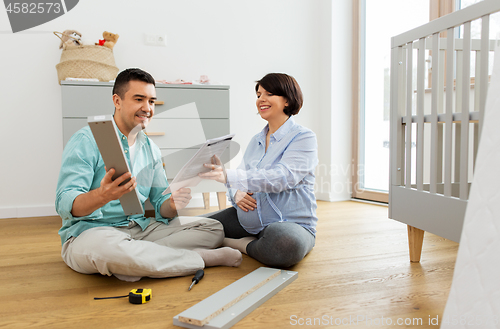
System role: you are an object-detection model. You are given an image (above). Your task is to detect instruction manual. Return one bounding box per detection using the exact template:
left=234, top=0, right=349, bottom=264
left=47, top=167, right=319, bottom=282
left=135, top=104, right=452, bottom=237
left=162, top=133, right=234, bottom=195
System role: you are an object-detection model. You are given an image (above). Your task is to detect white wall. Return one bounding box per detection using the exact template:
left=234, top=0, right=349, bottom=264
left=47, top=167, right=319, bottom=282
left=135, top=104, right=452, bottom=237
left=316, top=0, right=353, bottom=201
left=0, top=0, right=353, bottom=218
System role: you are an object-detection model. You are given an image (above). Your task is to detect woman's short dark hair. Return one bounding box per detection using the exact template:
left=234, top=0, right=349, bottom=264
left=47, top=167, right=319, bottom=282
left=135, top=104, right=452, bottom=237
left=112, top=68, right=155, bottom=98
left=255, top=73, right=303, bottom=116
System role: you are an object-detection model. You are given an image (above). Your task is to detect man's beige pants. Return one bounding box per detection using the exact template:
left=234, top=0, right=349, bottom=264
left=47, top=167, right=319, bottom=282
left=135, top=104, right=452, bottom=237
left=61, top=217, right=223, bottom=281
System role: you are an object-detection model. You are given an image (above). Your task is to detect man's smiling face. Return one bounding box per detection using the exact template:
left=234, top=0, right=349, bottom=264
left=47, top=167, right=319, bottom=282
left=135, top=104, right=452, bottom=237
left=113, top=80, right=156, bottom=137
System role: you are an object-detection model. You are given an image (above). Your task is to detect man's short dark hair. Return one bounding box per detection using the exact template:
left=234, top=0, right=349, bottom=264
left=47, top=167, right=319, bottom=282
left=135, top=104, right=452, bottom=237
left=112, top=68, right=155, bottom=98
left=255, top=73, right=303, bottom=116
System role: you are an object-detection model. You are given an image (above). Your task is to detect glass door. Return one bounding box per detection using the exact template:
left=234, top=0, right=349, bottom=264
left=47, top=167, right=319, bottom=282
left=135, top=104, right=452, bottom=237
left=354, top=0, right=430, bottom=202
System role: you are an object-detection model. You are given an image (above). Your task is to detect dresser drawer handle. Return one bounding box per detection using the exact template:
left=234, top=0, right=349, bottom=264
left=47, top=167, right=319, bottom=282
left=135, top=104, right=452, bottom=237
left=145, top=132, right=165, bottom=136
left=155, top=101, right=165, bottom=105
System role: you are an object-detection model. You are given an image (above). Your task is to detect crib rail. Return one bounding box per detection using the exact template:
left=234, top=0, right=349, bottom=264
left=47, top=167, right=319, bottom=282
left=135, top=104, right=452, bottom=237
left=389, top=0, right=500, bottom=242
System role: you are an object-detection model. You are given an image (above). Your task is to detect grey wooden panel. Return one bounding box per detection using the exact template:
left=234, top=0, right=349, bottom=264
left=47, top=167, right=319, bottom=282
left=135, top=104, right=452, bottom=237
left=390, top=186, right=466, bottom=242
left=62, top=85, right=114, bottom=117
left=146, top=119, right=229, bottom=149
left=174, top=268, right=298, bottom=329
left=155, top=88, right=229, bottom=118
left=88, top=115, right=143, bottom=215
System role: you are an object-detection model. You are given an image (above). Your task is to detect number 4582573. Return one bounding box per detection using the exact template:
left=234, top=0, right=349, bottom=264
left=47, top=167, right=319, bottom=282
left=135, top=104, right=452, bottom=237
left=5, top=2, right=61, bottom=14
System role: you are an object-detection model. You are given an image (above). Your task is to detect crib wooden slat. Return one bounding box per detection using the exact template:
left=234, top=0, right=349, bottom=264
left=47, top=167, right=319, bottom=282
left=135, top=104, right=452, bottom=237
left=474, top=21, right=482, bottom=116
left=454, top=48, right=463, bottom=185
left=474, top=51, right=481, bottom=118
left=454, top=123, right=461, bottom=183
left=444, top=27, right=454, bottom=197
left=390, top=45, right=405, bottom=192
left=474, top=123, right=479, bottom=170
left=430, top=33, right=440, bottom=194
left=479, top=14, right=490, bottom=141
left=405, top=43, right=413, bottom=188
left=398, top=47, right=407, bottom=187
left=460, top=21, right=471, bottom=200
left=438, top=123, right=444, bottom=184
left=437, top=46, right=445, bottom=184
left=438, top=47, right=445, bottom=115
left=416, top=37, right=426, bottom=192
left=474, top=50, right=480, bottom=172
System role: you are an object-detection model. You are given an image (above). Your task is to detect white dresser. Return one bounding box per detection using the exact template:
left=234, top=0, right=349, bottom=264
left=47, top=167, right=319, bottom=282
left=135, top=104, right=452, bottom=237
left=61, top=80, right=230, bottom=209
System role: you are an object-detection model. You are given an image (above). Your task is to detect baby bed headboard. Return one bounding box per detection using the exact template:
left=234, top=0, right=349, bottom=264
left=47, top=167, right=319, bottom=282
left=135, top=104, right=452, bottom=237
left=389, top=0, right=500, bottom=243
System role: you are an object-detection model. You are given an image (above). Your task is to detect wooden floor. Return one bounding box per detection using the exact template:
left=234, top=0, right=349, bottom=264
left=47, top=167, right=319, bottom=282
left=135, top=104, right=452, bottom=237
left=0, top=201, right=458, bottom=328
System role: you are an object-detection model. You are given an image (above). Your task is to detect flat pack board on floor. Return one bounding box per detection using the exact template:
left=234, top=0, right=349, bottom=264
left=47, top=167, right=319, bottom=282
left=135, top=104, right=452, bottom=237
left=173, top=267, right=298, bottom=329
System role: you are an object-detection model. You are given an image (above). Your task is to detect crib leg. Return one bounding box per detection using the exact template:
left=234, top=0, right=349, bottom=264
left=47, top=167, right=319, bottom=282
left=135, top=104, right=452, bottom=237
left=217, top=192, right=226, bottom=210
left=203, top=193, right=210, bottom=209
left=407, top=225, right=425, bottom=262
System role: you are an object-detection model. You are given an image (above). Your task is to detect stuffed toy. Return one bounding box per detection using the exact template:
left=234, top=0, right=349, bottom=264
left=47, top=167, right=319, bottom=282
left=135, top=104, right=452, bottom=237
left=59, top=29, right=82, bottom=49
left=95, top=31, right=119, bottom=50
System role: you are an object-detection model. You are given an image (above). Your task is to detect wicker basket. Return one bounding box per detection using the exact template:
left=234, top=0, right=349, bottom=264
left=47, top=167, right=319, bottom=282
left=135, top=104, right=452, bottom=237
left=54, top=32, right=119, bottom=84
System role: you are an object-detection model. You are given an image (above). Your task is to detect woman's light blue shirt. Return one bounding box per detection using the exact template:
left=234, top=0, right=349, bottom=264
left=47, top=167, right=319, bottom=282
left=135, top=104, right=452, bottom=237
left=55, top=121, right=171, bottom=245
left=225, top=117, right=318, bottom=236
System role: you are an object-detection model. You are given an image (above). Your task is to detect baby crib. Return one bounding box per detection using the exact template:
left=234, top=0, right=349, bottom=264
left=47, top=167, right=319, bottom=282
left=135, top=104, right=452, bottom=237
left=389, top=0, right=500, bottom=262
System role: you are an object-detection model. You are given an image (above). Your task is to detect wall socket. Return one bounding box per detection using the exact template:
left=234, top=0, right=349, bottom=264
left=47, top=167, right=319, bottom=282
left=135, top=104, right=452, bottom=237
left=144, top=33, right=167, bottom=47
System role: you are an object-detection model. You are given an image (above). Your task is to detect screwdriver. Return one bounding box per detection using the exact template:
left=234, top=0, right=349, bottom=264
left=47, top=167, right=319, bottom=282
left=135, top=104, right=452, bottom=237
left=188, top=269, right=204, bottom=291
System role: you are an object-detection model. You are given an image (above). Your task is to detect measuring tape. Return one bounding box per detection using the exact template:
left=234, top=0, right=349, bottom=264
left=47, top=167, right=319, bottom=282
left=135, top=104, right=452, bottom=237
left=94, top=288, right=152, bottom=304
left=128, top=289, right=152, bottom=304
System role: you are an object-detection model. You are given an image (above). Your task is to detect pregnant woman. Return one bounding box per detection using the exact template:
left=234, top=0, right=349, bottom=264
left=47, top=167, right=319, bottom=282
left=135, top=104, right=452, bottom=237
left=200, top=73, right=318, bottom=268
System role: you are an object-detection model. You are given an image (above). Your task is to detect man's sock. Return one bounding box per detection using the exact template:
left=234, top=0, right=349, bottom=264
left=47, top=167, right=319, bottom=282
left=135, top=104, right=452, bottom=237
left=195, top=247, right=243, bottom=267
left=222, top=237, right=257, bottom=254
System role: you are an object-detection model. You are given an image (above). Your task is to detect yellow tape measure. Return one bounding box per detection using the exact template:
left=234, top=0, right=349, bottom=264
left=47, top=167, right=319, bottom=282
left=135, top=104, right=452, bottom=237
left=94, top=288, right=152, bottom=304
left=128, top=289, right=152, bottom=304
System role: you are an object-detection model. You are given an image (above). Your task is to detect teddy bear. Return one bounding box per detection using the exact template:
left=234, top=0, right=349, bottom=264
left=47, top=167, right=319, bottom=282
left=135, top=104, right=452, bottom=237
left=59, top=29, right=82, bottom=49
left=95, top=31, right=119, bottom=50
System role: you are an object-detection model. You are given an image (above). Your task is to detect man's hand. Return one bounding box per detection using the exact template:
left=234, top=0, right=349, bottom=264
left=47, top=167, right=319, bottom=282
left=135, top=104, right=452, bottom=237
left=168, top=187, right=192, bottom=211
left=199, top=155, right=227, bottom=184
left=98, top=167, right=137, bottom=204
left=71, top=167, right=136, bottom=218
left=234, top=190, right=257, bottom=212
left=160, top=187, right=192, bottom=218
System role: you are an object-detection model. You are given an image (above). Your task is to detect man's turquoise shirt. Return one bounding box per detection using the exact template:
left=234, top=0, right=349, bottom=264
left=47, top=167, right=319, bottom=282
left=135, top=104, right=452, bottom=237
left=56, top=121, right=171, bottom=245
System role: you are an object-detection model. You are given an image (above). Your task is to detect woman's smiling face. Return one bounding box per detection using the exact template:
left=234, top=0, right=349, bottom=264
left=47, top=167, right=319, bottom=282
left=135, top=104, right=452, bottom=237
left=255, top=85, right=288, bottom=122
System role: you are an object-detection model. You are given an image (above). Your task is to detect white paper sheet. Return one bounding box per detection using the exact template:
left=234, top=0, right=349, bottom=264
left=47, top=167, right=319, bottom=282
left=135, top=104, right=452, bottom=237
left=162, top=133, right=234, bottom=195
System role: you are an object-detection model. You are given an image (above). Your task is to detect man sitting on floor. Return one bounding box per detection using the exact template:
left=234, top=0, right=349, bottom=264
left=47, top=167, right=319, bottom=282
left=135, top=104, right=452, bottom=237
left=55, top=68, right=242, bottom=282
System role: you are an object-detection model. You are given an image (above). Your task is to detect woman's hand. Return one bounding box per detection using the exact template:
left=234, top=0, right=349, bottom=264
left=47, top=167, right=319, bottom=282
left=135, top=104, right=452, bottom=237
left=234, top=190, right=257, bottom=212
left=199, top=155, right=227, bottom=184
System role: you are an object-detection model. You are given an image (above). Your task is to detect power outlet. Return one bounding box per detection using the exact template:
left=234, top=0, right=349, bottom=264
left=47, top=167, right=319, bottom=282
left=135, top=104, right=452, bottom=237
left=144, top=34, right=167, bottom=47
